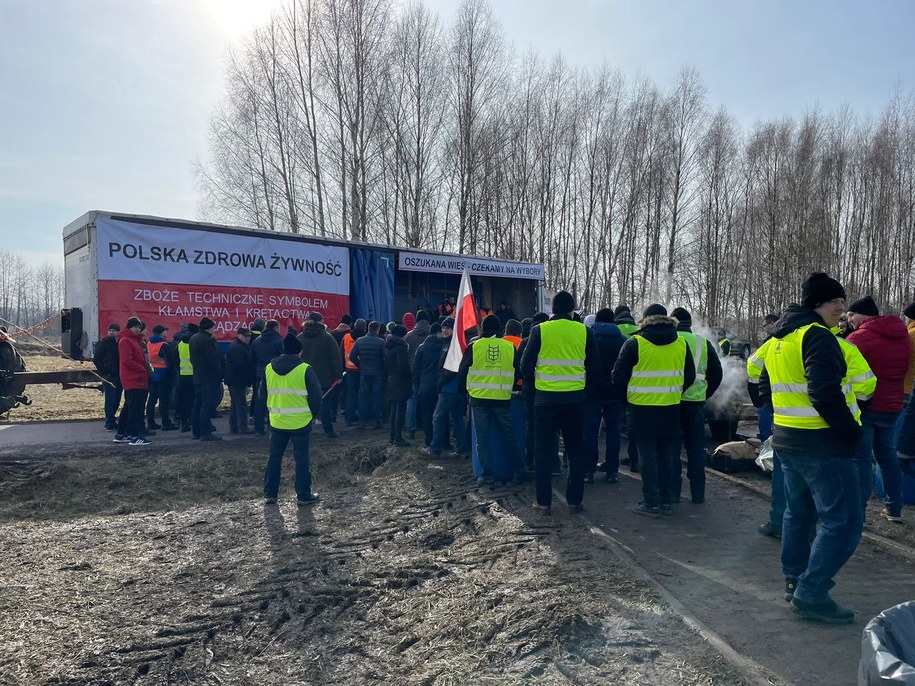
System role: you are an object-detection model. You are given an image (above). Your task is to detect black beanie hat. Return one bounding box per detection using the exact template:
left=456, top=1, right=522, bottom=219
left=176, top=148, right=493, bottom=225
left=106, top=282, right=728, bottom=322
left=341, top=314, right=353, bottom=325
left=551, top=291, right=576, bottom=315
left=801, top=272, right=846, bottom=309
left=482, top=314, right=501, bottom=335
left=126, top=317, right=143, bottom=330
left=904, top=303, right=915, bottom=320
left=643, top=303, right=667, bottom=318
left=595, top=308, right=614, bottom=323
left=532, top=312, right=549, bottom=325
left=429, top=323, right=442, bottom=335
left=187, top=323, right=200, bottom=334
left=252, top=318, right=266, bottom=331
left=199, top=317, right=216, bottom=331
left=442, top=317, right=455, bottom=329
left=613, top=304, right=631, bottom=317
left=391, top=324, right=408, bottom=338
left=283, top=333, right=303, bottom=355
left=670, top=307, right=691, bottom=324
left=848, top=295, right=879, bottom=317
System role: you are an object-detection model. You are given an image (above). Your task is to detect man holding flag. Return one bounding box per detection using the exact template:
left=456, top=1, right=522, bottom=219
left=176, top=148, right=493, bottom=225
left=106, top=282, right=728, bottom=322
left=443, top=268, right=480, bottom=375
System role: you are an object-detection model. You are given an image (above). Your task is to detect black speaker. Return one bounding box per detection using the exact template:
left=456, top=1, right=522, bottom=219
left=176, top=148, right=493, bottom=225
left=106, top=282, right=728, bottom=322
left=61, top=308, right=83, bottom=360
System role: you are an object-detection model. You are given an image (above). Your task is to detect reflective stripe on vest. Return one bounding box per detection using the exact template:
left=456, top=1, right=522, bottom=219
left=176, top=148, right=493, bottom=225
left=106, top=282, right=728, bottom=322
left=679, top=332, right=708, bottom=402
left=534, top=319, right=587, bottom=392
left=467, top=337, right=516, bottom=400
left=837, top=337, right=877, bottom=407
left=265, top=362, right=313, bottom=430
left=767, top=323, right=860, bottom=429
left=627, top=336, right=687, bottom=406
left=178, top=341, right=193, bottom=376
left=147, top=340, right=167, bottom=369
left=746, top=340, right=772, bottom=384
left=343, top=333, right=358, bottom=370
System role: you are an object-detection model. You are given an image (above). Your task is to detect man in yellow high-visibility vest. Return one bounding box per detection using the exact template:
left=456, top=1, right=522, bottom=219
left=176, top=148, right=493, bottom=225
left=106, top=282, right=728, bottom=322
left=261, top=333, right=324, bottom=506
left=758, top=272, right=863, bottom=624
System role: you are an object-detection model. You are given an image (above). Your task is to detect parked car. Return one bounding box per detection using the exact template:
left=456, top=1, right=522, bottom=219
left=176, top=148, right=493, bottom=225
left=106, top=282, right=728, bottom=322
left=716, top=328, right=752, bottom=360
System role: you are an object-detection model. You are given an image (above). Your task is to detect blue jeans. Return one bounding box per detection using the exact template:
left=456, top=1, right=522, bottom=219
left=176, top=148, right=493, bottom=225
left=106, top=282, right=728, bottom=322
left=757, top=404, right=773, bottom=441
left=672, top=402, right=706, bottom=501
left=191, top=383, right=221, bottom=438
left=406, top=390, right=418, bottom=432
left=584, top=401, right=623, bottom=475
left=854, top=410, right=904, bottom=516
left=344, top=371, right=360, bottom=424
left=472, top=403, right=521, bottom=479
left=359, top=375, right=382, bottom=424
left=103, top=374, right=122, bottom=427
left=264, top=426, right=313, bottom=500
left=430, top=393, right=469, bottom=453
left=778, top=449, right=862, bottom=604
left=769, top=453, right=786, bottom=526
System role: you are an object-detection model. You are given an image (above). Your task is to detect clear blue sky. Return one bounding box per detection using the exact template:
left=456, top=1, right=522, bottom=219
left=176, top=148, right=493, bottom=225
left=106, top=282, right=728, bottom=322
left=1, top=0, right=913, bottom=266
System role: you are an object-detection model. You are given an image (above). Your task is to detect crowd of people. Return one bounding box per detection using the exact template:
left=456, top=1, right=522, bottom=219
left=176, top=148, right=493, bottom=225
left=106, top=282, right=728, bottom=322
left=94, top=270, right=915, bottom=624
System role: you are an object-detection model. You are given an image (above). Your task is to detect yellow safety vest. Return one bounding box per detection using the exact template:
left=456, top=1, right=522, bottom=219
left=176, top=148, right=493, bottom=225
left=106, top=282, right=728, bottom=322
left=679, top=332, right=708, bottom=402
left=178, top=341, right=193, bottom=376
left=265, top=361, right=314, bottom=430
left=467, top=337, right=516, bottom=401
left=747, top=339, right=773, bottom=384
left=627, top=336, right=687, bottom=406
left=534, top=319, right=587, bottom=392
left=767, top=323, right=861, bottom=429
left=618, top=323, right=639, bottom=338
left=837, top=337, right=876, bottom=420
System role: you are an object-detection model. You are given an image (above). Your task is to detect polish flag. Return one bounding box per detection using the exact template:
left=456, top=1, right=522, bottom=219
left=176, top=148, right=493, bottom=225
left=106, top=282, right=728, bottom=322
left=444, top=267, right=478, bottom=372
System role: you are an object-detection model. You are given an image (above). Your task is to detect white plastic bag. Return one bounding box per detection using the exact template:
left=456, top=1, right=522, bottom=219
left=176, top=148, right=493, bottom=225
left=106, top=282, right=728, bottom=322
left=755, top=436, right=774, bottom=473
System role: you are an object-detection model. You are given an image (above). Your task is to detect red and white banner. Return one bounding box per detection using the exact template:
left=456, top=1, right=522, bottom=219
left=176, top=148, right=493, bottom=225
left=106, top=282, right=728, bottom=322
left=443, top=268, right=478, bottom=372
left=96, top=219, right=349, bottom=341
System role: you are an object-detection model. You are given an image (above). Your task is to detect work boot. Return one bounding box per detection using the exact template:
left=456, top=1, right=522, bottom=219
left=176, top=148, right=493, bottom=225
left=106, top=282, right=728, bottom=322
left=758, top=521, right=782, bottom=539
left=632, top=502, right=660, bottom=518
left=784, top=579, right=797, bottom=603
left=791, top=597, right=854, bottom=624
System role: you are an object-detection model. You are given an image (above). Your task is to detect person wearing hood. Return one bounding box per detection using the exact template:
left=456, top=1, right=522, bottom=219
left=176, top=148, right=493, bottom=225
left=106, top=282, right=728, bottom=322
left=385, top=325, right=412, bottom=446
left=670, top=307, right=723, bottom=504
left=190, top=317, right=224, bottom=442
left=757, top=272, right=863, bottom=624
left=341, top=318, right=366, bottom=426
left=404, top=311, right=432, bottom=438
left=458, top=315, right=523, bottom=485
left=225, top=327, right=254, bottom=434
left=350, top=321, right=386, bottom=429
left=330, top=314, right=353, bottom=346
left=114, top=317, right=152, bottom=445
left=614, top=305, right=638, bottom=337
left=412, top=323, right=446, bottom=447
left=298, top=312, right=344, bottom=438
left=94, top=323, right=122, bottom=431
left=261, top=333, right=323, bottom=506
left=146, top=324, right=178, bottom=431
left=521, top=292, right=600, bottom=514
left=846, top=295, right=909, bottom=522
left=611, top=304, right=695, bottom=517
left=584, top=309, right=626, bottom=483
left=252, top=320, right=284, bottom=435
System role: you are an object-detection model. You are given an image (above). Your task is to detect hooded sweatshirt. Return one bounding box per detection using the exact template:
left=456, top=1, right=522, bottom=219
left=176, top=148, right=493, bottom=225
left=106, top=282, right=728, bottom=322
left=258, top=353, right=323, bottom=431
left=757, top=304, right=861, bottom=457
left=298, top=320, right=343, bottom=389
left=588, top=321, right=626, bottom=404
left=846, top=314, right=912, bottom=413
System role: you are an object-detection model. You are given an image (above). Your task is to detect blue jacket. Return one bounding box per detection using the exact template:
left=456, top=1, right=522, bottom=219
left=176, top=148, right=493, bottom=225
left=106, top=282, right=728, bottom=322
left=412, top=334, right=445, bottom=396
left=252, top=327, right=284, bottom=372
left=350, top=334, right=385, bottom=377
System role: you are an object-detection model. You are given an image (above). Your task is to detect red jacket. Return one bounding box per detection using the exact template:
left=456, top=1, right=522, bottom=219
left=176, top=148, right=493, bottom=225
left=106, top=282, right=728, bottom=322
left=118, top=328, right=149, bottom=391
left=847, top=315, right=912, bottom=413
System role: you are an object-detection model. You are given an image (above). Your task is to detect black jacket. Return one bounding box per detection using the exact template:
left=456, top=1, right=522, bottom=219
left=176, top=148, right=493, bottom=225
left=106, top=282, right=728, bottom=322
left=403, top=320, right=431, bottom=365
left=252, top=328, right=284, bottom=372
left=519, top=317, right=600, bottom=406
left=413, top=334, right=445, bottom=397
left=611, top=316, right=696, bottom=438
left=93, top=336, right=119, bottom=378
left=676, top=322, right=723, bottom=402
left=588, top=322, right=626, bottom=404
left=458, top=335, right=520, bottom=406
left=758, top=304, right=861, bottom=457
left=350, top=334, right=386, bottom=377
left=298, top=320, right=343, bottom=389
left=189, top=330, right=223, bottom=386
left=224, top=338, right=254, bottom=387
left=258, top=353, right=323, bottom=433
left=384, top=336, right=412, bottom=401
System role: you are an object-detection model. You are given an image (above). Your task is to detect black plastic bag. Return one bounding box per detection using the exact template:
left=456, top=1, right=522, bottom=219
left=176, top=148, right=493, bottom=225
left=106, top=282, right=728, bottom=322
left=860, top=601, right=915, bottom=685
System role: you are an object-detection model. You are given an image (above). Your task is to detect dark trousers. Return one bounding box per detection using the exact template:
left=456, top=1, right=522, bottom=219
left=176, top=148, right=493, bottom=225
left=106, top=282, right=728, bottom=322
left=472, top=403, right=521, bottom=479
left=117, top=388, right=148, bottom=438
left=344, top=370, right=360, bottom=423
left=534, top=403, right=585, bottom=508
left=359, top=375, right=382, bottom=424
left=524, top=392, right=536, bottom=468
left=389, top=399, right=407, bottom=442
left=103, top=374, right=122, bottom=428
left=147, top=374, right=175, bottom=426
left=264, top=426, right=313, bottom=500
left=228, top=385, right=249, bottom=433
left=672, top=401, right=707, bottom=502
left=177, top=376, right=195, bottom=427
left=192, top=383, right=220, bottom=438
left=253, top=369, right=268, bottom=433
left=321, top=385, right=338, bottom=434
left=430, top=392, right=469, bottom=453
left=584, top=401, right=623, bottom=475
left=417, top=393, right=436, bottom=446
left=635, top=434, right=677, bottom=508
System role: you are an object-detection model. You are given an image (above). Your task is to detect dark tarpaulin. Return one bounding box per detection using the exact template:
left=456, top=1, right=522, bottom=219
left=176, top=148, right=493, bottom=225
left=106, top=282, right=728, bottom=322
left=350, top=248, right=394, bottom=324
left=860, top=601, right=915, bottom=685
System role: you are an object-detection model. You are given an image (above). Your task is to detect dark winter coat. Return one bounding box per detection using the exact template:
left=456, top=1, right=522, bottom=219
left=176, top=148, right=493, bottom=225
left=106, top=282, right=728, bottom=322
left=675, top=322, right=724, bottom=403
left=758, top=305, right=861, bottom=457
left=117, top=329, right=148, bottom=391
left=588, top=322, right=626, bottom=404
left=384, top=336, right=412, bottom=401
left=93, top=335, right=119, bottom=378
left=330, top=323, right=351, bottom=346
left=457, top=335, right=520, bottom=407
left=438, top=336, right=461, bottom=394
left=611, top=315, right=696, bottom=438
left=412, top=334, right=445, bottom=397
left=519, top=316, right=601, bottom=406
left=224, top=338, right=254, bottom=387
left=846, top=315, right=912, bottom=414
left=403, top=320, right=431, bottom=364
left=496, top=306, right=517, bottom=326
left=252, top=327, right=284, bottom=373
left=298, top=320, right=344, bottom=389
left=189, top=330, right=223, bottom=386
left=350, top=334, right=385, bottom=377
left=258, top=353, right=323, bottom=433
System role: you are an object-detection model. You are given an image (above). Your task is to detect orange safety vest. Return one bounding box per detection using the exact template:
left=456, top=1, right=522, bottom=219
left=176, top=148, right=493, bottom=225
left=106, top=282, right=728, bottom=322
left=342, top=333, right=358, bottom=370
left=503, top=335, right=522, bottom=349
left=147, top=340, right=168, bottom=369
